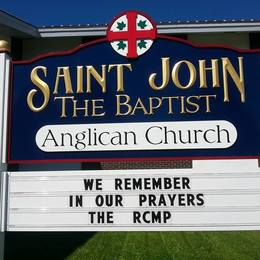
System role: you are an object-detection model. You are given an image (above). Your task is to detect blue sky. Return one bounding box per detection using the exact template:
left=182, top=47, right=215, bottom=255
left=1, top=0, right=260, bottom=26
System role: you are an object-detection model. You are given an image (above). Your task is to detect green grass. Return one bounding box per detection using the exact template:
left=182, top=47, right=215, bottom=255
left=5, top=231, right=260, bottom=259
left=65, top=231, right=260, bottom=260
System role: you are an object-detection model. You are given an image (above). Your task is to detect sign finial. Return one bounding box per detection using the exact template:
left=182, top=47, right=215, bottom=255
left=107, top=11, right=157, bottom=58
left=0, top=40, right=10, bottom=53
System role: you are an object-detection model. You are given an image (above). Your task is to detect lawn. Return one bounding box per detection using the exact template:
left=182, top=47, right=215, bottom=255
left=5, top=231, right=260, bottom=260
left=66, top=231, right=260, bottom=260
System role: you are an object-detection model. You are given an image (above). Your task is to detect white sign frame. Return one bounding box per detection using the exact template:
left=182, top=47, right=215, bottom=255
left=6, top=159, right=260, bottom=232
left=0, top=51, right=11, bottom=260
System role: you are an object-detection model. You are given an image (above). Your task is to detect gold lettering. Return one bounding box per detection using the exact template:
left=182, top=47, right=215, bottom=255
left=172, top=60, right=197, bottom=89
left=92, top=99, right=105, bottom=116
left=185, top=95, right=216, bottom=114
left=148, top=97, right=162, bottom=115
left=222, top=57, right=245, bottom=103
left=149, top=57, right=170, bottom=90
left=116, top=94, right=132, bottom=116
left=76, top=66, right=83, bottom=93
left=131, top=98, right=149, bottom=115
left=54, top=96, right=74, bottom=117
left=162, top=96, right=180, bottom=114
left=186, top=96, right=200, bottom=113
left=180, top=96, right=186, bottom=113
left=27, top=66, right=50, bottom=112
left=108, top=64, right=132, bottom=92
left=199, top=59, right=220, bottom=88
left=53, top=67, right=73, bottom=94
left=86, top=65, right=106, bottom=93
left=72, top=99, right=89, bottom=117
left=200, top=94, right=216, bottom=112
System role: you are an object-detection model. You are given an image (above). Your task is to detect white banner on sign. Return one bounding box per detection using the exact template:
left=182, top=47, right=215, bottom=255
left=6, top=160, right=260, bottom=231
left=35, top=120, right=237, bottom=152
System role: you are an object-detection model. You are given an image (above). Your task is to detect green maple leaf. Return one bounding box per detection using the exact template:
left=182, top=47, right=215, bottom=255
left=138, top=40, right=147, bottom=49
left=117, top=21, right=126, bottom=31
left=138, top=20, right=147, bottom=29
left=117, top=41, right=127, bottom=50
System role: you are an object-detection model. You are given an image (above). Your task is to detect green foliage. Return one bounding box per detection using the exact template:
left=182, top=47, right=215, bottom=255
left=138, top=40, right=147, bottom=49
left=117, top=21, right=126, bottom=31
left=117, top=41, right=126, bottom=50
left=138, top=20, right=147, bottom=29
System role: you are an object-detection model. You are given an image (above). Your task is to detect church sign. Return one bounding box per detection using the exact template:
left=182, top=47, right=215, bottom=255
left=8, top=11, right=260, bottom=163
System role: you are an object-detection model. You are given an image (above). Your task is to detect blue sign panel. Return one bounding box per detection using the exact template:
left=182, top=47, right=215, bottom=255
left=8, top=18, right=260, bottom=163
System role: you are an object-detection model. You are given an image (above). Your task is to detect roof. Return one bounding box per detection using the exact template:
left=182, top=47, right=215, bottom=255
left=1, top=10, right=260, bottom=39
left=0, top=10, right=39, bottom=38
left=39, top=18, right=260, bottom=28
left=38, top=19, right=260, bottom=38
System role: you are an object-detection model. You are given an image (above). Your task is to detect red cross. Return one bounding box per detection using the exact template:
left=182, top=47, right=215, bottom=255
left=107, top=11, right=157, bottom=58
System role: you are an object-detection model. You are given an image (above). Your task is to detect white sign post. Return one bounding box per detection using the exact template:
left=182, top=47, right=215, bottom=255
left=0, top=45, right=11, bottom=260
left=7, top=159, right=260, bottom=231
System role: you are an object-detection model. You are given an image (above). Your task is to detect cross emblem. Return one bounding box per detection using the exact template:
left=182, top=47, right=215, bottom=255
left=107, top=11, right=157, bottom=58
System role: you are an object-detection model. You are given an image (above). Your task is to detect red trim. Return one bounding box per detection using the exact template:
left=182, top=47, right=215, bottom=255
left=8, top=155, right=260, bottom=165
left=12, top=31, right=260, bottom=65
